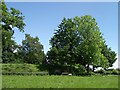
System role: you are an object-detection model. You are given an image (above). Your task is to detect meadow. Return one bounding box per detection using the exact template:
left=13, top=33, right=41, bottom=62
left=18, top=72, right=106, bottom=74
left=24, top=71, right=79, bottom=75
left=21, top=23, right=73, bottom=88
left=2, top=75, right=118, bottom=88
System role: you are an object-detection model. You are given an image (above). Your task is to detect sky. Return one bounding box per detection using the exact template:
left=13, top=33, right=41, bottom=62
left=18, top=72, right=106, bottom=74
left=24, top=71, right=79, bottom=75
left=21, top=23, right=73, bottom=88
left=5, top=0, right=120, bottom=2
left=6, top=2, right=118, bottom=68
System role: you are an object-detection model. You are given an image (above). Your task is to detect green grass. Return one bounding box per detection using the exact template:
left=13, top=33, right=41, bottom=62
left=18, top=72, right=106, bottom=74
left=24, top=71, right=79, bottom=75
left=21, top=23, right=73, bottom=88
left=2, top=75, right=118, bottom=88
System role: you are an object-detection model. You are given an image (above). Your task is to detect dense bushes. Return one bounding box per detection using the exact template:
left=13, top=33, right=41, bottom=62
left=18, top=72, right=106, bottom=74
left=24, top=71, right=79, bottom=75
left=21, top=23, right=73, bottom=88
left=2, top=64, right=48, bottom=75
left=95, top=69, right=120, bottom=75
left=107, top=69, right=120, bottom=75
left=95, top=69, right=105, bottom=74
left=73, top=64, right=87, bottom=75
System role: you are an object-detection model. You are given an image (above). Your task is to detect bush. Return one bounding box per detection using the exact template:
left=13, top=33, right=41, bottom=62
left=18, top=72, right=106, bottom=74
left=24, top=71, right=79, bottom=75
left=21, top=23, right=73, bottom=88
left=104, top=71, right=112, bottom=75
left=95, top=69, right=105, bottom=74
left=104, top=69, right=119, bottom=75
left=95, top=69, right=119, bottom=75
left=111, top=69, right=119, bottom=75
left=116, top=68, right=120, bottom=75
left=73, top=64, right=87, bottom=75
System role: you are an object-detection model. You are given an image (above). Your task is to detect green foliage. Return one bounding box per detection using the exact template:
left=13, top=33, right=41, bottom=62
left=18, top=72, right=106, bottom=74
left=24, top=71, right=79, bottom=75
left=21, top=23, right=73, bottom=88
left=111, top=69, right=119, bottom=75
left=2, top=2, right=25, bottom=32
left=75, top=15, right=109, bottom=71
left=73, top=64, right=87, bottom=75
left=101, top=45, right=117, bottom=67
left=1, top=2, right=45, bottom=65
left=47, top=17, right=81, bottom=74
left=47, top=15, right=113, bottom=74
left=95, top=69, right=106, bottom=74
left=107, top=69, right=119, bottom=75
left=1, top=2, right=25, bottom=63
left=95, top=69, right=119, bottom=75
left=18, top=34, right=45, bottom=64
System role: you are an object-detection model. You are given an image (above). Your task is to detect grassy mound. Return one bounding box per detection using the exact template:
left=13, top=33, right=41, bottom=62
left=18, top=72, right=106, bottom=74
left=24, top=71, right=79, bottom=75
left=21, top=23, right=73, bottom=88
left=2, top=64, right=46, bottom=75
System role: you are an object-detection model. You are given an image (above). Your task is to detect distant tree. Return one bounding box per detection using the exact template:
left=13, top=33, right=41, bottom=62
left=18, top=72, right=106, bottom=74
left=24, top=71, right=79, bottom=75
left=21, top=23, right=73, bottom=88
left=20, top=34, right=45, bottom=64
left=1, top=2, right=25, bottom=63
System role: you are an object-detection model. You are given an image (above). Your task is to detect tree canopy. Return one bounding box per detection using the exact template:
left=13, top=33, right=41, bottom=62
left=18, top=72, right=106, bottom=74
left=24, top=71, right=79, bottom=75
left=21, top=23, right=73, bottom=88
left=18, top=34, right=45, bottom=64
left=47, top=15, right=117, bottom=74
left=1, top=2, right=25, bottom=63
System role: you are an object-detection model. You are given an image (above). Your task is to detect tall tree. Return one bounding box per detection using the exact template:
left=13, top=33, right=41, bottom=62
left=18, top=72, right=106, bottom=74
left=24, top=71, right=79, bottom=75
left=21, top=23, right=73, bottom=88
left=47, top=15, right=113, bottom=74
left=47, top=18, right=81, bottom=73
left=20, top=34, right=45, bottom=64
left=75, top=16, right=109, bottom=72
left=1, top=2, right=25, bottom=63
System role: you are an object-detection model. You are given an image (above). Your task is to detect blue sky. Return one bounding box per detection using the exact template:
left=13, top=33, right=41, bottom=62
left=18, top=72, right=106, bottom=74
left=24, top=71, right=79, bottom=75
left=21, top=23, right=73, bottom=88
left=6, top=2, right=118, bottom=68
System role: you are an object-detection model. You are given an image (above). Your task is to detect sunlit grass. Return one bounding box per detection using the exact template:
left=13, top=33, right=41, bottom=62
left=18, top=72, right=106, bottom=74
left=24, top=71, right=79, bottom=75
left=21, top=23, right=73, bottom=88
left=2, top=75, right=118, bottom=88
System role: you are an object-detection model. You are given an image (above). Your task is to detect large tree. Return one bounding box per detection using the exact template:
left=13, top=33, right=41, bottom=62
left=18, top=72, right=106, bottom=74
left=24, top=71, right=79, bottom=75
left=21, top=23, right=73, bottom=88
left=74, top=16, right=109, bottom=72
left=47, top=18, right=81, bottom=74
left=47, top=15, right=115, bottom=74
left=19, top=34, right=45, bottom=64
left=1, top=2, right=25, bottom=63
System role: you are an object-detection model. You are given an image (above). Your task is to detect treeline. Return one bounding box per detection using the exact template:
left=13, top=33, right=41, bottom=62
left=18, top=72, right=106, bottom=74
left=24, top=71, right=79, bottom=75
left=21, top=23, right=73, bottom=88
left=1, top=2, right=118, bottom=75
left=2, top=2, right=45, bottom=64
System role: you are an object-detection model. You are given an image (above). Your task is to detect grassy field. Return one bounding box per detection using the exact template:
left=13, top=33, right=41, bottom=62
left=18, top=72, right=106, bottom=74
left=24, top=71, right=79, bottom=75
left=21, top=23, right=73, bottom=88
left=2, top=75, right=118, bottom=88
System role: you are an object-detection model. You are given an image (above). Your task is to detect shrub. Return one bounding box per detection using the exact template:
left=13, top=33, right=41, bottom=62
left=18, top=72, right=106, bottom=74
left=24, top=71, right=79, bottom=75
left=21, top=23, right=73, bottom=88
left=95, top=69, right=105, bottom=74
left=95, top=69, right=119, bottom=75
left=111, top=69, right=119, bottom=75
left=104, top=69, right=119, bottom=75
left=104, top=71, right=112, bottom=75
left=73, top=64, right=87, bottom=75
left=116, top=68, right=120, bottom=75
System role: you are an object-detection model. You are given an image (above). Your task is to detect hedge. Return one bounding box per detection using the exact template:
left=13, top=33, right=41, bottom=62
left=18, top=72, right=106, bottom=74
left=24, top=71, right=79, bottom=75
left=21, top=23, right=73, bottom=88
left=2, top=72, right=49, bottom=75
left=95, top=69, right=120, bottom=75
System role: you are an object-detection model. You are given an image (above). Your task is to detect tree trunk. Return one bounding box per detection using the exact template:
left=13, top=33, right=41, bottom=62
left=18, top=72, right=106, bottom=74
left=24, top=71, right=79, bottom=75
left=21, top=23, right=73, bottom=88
left=87, top=64, right=89, bottom=73
left=93, top=66, right=95, bottom=72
